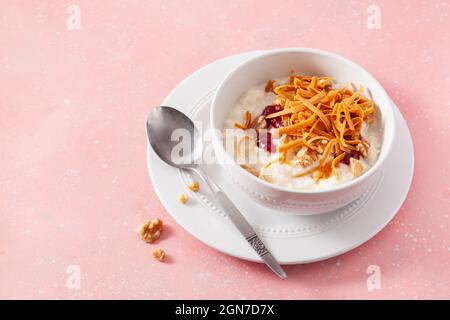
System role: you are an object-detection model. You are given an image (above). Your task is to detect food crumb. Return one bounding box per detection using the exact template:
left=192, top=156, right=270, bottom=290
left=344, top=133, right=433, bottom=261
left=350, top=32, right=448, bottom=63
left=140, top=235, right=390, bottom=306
left=152, top=248, right=166, bottom=262
left=137, top=218, right=163, bottom=243
left=179, top=194, right=188, bottom=204
left=187, top=181, right=200, bottom=192
left=265, top=79, right=278, bottom=93
left=349, top=158, right=364, bottom=177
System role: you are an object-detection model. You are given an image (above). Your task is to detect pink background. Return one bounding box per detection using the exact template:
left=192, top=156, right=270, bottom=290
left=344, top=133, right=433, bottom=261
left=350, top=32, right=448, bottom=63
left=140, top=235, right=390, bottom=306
left=1, top=0, right=449, bottom=300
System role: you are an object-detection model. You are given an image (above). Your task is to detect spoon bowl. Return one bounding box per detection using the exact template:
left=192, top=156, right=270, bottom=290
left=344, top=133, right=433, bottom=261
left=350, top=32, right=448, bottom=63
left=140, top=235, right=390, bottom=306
left=146, top=106, right=202, bottom=169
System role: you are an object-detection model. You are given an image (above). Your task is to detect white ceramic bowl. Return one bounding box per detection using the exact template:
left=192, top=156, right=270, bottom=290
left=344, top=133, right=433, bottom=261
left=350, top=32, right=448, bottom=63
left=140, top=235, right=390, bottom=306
left=210, top=48, right=395, bottom=214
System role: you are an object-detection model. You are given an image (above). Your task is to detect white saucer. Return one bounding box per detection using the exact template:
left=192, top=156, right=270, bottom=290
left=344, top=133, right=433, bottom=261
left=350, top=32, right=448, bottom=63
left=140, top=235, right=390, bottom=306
left=146, top=51, right=414, bottom=264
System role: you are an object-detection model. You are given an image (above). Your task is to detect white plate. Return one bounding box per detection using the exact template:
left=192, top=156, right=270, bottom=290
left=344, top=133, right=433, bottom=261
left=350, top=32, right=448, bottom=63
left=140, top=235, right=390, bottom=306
left=146, top=51, right=414, bottom=264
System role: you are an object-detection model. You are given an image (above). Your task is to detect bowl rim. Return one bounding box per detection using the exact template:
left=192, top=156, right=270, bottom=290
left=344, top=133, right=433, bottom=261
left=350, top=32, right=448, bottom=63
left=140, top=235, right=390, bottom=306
left=210, top=47, right=395, bottom=195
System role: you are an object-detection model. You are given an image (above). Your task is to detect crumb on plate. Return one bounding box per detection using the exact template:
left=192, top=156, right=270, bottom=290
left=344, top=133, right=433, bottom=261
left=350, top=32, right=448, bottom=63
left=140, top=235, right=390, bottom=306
left=179, top=194, right=188, bottom=204
left=187, top=181, right=200, bottom=192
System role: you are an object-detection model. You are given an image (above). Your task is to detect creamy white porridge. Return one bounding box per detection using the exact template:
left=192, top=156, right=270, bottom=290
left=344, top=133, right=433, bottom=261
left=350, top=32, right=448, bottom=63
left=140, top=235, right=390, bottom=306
left=223, top=75, right=381, bottom=190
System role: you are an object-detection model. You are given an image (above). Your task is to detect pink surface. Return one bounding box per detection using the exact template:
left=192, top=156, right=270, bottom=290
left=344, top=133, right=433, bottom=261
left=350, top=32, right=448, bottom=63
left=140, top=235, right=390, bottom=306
left=1, top=0, right=449, bottom=300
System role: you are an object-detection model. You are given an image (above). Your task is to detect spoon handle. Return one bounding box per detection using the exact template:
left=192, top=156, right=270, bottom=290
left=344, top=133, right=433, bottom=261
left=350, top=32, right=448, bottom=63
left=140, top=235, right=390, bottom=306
left=215, top=191, right=287, bottom=279
left=191, top=168, right=287, bottom=279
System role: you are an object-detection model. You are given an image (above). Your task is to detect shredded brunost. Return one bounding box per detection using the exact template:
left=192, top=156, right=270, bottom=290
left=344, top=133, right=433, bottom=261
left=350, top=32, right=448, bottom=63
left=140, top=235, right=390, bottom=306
left=234, top=74, right=377, bottom=181
left=234, top=110, right=252, bottom=130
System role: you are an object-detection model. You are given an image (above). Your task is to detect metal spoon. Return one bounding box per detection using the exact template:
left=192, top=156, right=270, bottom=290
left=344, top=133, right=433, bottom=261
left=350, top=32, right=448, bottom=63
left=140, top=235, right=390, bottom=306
left=146, top=106, right=287, bottom=279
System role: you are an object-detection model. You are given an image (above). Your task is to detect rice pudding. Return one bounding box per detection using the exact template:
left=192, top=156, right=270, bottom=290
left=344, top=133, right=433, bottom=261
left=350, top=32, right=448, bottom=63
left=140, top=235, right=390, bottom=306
left=223, top=74, right=381, bottom=191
